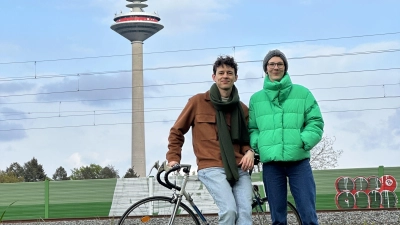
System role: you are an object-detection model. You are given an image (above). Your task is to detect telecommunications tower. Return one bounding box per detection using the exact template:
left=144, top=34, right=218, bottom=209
left=111, top=0, right=163, bottom=177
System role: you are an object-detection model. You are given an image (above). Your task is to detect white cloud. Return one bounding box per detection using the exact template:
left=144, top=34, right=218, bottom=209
left=1, top=1, right=400, bottom=178
left=67, top=152, right=84, bottom=169
left=0, top=82, right=36, bottom=94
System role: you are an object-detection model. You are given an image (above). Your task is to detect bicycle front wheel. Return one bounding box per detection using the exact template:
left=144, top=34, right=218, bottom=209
left=287, top=201, right=301, bottom=225
left=118, top=196, right=200, bottom=225
left=252, top=198, right=301, bottom=225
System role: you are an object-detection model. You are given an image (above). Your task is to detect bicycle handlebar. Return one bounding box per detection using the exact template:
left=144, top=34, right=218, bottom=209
left=156, top=155, right=259, bottom=190
left=156, top=161, right=191, bottom=191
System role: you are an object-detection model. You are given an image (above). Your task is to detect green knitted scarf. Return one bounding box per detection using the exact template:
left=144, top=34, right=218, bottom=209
left=209, top=83, right=250, bottom=186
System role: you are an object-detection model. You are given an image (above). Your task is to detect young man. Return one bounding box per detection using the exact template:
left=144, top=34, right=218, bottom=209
left=248, top=49, right=324, bottom=225
left=167, top=56, right=254, bottom=225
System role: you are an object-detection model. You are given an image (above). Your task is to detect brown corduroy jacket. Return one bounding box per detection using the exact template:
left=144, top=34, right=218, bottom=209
left=167, top=91, right=251, bottom=171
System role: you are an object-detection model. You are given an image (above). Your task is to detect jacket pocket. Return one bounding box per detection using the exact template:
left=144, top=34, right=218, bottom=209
left=299, top=129, right=306, bottom=151
left=195, top=114, right=217, bottom=140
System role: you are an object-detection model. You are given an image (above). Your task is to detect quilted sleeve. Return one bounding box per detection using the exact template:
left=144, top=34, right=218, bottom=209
left=248, top=96, right=260, bottom=153
left=301, top=91, right=324, bottom=151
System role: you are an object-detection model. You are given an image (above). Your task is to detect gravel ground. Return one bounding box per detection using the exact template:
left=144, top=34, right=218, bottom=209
left=2, top=210, right=400, bottom=225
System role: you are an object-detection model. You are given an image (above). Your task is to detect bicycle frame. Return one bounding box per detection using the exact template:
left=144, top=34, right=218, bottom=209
left=159, top=162, right=271, bottom=225
left=118, top=160, right=301, bottom=225
left=158, top=162, right=209, bottom=225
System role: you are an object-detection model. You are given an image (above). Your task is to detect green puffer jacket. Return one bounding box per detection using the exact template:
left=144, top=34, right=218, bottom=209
left=248, top=73, right=324, bottom=163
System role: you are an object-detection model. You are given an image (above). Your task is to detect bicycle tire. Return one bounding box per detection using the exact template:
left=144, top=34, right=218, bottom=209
left=252, top=197, right=302, bottom=225
left=287, top=201, right=302, bottom=225
left=118, top=196, right=200, bottom=225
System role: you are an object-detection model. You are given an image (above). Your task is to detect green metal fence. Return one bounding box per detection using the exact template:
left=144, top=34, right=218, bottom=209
left=0, top=179, right=116, bottom=220
left=0, top=166, right=399, bottom=221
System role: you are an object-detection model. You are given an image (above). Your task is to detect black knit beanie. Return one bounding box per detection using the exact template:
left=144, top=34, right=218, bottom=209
left=263, top=49, right=288, bottom=74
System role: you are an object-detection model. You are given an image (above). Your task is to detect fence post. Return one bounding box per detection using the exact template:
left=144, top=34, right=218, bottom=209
left=44, top=179, right=49, bottom=218
left=149, top=176, right=154, bottom=197
left=378, top=165, right=384, bottom=177
left=148, top=176, right=154, bottom=215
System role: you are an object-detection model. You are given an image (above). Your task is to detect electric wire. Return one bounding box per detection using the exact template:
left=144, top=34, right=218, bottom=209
left=0, top=69, right=399, bottom=99
left=1, top=48, right=400, bottom=82
left=1, top=95, right=399, bottom=122
left=1, top=106, right=399, bottom=132
left=1, top=31, right=399, bottom=65
left=0, top=83, right=399, bottom=106
left=1, top=32, right=400, bottom=131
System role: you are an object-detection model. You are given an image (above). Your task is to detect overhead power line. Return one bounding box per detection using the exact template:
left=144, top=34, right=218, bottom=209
left=0, top=70, right=130, bottom=82
left=1, top=31, right=400, bottom=65
left=0, top=107, right=182, bottom=120
left=1, top=95, right=399, bottom=122
left=0, top=70, right=399, bottom=100
left=0, top=106, right=399, bottom=132
left=1, top=48, right=400, bottom=82
left=291, top=67, right=400, bottom=77
left=0, top=108, right=179, bottom=122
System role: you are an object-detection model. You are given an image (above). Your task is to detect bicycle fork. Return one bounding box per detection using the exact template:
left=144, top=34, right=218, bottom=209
left=168, top=196, right=183, bottom=225
left=168, top=172, right=209, bottom=225
left=167, top=174, right=189, bottom=225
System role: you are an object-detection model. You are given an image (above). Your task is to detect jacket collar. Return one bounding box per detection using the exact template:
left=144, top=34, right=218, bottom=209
left=263, top=73, right=292, bottom=104
left=204, top=90, right=211, bottom=101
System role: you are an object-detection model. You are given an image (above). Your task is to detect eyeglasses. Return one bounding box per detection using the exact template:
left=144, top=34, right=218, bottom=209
left=267, top=62, right=285, bottom=68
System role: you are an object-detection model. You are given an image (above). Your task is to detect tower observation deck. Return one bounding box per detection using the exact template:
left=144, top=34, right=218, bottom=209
left=111, top=0, right=164, bottom=42
left=111, top=0, right=163, bottom=177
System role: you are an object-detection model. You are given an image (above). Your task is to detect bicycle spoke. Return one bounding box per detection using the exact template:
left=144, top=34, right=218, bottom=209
left=118, top=196, right=200, bottom=225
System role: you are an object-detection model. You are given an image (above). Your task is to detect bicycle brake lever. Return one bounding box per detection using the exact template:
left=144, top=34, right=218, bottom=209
left=158, top=161, right=168, bottom=172
left=163, top=161, right=172, bottom=172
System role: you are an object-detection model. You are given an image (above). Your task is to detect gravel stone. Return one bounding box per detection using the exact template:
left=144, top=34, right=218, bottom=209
left=2, top=210, right=400, bottom=225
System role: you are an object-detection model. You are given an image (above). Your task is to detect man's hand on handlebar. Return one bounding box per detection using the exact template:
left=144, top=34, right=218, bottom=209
left=166, top=161, right=181, bottom=173
left=168, top=161, right=179, bottom=167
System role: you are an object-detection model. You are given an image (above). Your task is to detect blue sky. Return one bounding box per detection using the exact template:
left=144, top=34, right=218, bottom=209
left=0, top=0, right=400, bottom=177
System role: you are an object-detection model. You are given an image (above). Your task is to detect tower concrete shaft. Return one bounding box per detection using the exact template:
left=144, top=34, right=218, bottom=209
left=111, top=0, right=163, bottom=177
left=131, top=41, right=145, bottom=177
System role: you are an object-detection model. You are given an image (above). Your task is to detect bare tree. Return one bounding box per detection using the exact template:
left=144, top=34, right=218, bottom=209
left=310, top=136, right=343, bottom=170
left=251, top=136, right=342, bottom=171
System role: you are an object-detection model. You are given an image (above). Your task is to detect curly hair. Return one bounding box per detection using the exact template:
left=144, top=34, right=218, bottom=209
left=213, top=55, right=238, bottom=75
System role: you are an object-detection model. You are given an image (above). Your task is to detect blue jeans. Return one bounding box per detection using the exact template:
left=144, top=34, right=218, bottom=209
left=262, top=159, right=319, bottom=225
left=198, top=167, right=253, bottom=225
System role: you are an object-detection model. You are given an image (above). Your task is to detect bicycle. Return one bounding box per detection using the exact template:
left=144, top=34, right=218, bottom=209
left=117, top=160, right=301, bottom=224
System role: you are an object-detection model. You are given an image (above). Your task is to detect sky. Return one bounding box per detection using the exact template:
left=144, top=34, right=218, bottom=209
left=0, top=0, right=399, bottom=178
